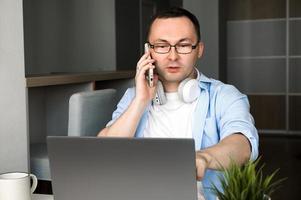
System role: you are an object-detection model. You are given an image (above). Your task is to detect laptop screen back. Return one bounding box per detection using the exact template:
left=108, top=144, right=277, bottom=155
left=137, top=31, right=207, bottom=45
left=47, top=136, right=197, bottom=200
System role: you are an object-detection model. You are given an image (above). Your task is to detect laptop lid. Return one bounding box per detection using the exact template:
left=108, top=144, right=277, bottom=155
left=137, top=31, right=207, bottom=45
left=47, top=136, right=197, bottom=200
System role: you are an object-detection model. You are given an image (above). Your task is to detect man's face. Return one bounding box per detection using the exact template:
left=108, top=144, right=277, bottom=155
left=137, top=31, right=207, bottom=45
left=148, top=17, right=204, bottom=84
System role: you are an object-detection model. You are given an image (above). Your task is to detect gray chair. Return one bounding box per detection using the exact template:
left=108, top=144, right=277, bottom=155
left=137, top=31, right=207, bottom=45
left=68, top=89, right=117, bottom=136
left=30, top=89, right=117, bottom=180
left=30, top=143, right=51, bottom=180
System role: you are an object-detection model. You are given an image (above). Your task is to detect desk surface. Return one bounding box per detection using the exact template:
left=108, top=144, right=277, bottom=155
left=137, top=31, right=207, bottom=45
left=32, top=194, right=54, bottom=200
left=32, top=192, right=205, bottom=200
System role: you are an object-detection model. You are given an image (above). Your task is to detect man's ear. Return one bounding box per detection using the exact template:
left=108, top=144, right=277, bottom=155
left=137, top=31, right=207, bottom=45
left=197, top=42, right=204, bottom=58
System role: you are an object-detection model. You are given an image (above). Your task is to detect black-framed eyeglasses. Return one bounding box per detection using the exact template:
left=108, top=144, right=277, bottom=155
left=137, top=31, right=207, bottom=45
left=148, top=42, right=198, bottom=54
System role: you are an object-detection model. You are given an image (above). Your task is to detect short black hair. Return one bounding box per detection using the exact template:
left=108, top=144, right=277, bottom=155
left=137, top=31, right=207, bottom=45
left=147, top=7, right=201, bottom=42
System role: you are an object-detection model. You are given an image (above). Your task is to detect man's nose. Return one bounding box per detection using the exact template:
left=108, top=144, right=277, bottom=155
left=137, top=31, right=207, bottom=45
left=167, top=46, right=179, bottom=60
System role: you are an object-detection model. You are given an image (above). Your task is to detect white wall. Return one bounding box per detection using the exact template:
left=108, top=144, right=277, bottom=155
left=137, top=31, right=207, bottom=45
left=183, top=0, right=219, bottom=79
left=0, top=0, right=29, bottom=173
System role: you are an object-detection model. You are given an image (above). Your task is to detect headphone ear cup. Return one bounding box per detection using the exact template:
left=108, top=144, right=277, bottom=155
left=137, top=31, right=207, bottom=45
left=178, top=79, right=200, bottom=103
left=178, top=78, right=190, bottom=102
left=153, top=81, right=167, bottom=105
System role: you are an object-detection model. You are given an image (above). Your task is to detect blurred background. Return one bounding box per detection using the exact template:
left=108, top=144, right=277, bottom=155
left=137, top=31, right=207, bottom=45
left=1, top=0, right=300, bottom=199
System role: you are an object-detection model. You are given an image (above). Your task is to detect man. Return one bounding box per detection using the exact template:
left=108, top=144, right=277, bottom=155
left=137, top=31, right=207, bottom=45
left=98, top=7, right=258, bottom=199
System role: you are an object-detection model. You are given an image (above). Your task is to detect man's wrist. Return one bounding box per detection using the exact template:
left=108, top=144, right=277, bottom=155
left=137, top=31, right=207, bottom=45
left=132, top=97, right=150, bottom=111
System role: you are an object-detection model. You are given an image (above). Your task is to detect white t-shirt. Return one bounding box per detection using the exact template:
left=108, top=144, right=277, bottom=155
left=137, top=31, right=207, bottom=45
left=143, top=92, right=198, bottom=138
left=143, top=92, right=204, bottom=199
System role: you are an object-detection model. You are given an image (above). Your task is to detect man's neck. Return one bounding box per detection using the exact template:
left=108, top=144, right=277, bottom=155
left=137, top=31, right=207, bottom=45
left=163, top=82, right=180, bottom=93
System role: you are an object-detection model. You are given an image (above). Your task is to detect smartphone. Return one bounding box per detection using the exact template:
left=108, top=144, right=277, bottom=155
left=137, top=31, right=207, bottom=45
left=144, top=43, right=154, bottom=87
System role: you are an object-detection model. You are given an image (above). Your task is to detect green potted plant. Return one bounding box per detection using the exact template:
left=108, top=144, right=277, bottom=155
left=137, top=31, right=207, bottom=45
left=211, top=158, right=285, bottom=200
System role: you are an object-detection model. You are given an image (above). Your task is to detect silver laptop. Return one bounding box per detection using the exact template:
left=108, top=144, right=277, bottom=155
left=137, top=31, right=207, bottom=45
left=47, top=136, right=197, bottom=200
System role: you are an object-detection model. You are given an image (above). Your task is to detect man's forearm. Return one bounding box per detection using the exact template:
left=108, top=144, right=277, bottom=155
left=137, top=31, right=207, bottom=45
left=197, top=133, right=251, bottom=170
left=98, top=98, right=147, bottom=137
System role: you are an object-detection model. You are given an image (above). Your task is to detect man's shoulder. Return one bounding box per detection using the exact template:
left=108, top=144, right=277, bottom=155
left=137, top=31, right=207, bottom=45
left=117, top=87, right=136, bottom=105
left=199, top=75, right=246, bottom=107
left=200, top=76, right=249, bottom=116
left=126, top=87, right=136, bottom=94
left=212, top=80, right=241, bottom=95
left=200, top=75, right=242, bottom=96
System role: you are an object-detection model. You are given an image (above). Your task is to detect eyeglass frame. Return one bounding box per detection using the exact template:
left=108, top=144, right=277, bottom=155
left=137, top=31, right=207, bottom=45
left=147, top=41, right=199, bottom=54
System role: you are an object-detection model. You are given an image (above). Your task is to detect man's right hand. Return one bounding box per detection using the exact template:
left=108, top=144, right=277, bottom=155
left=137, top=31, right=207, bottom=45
left=135, top=51, right=158, bottom=104
left=98, top=52, right=158, bottom=138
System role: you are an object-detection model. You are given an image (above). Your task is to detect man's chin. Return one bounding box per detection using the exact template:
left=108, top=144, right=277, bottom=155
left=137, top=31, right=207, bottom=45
left=160, top=75, right=186, bottom=83
left=157, top=69, right=187, bottom=82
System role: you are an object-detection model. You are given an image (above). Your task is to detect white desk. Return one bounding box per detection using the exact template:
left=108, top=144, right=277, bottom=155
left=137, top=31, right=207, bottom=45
left=32, top=194, right=54, bottom=200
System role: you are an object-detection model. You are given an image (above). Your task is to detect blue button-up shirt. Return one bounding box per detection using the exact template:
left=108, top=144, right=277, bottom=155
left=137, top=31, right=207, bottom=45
left=107, top=74, right=259, bottom=200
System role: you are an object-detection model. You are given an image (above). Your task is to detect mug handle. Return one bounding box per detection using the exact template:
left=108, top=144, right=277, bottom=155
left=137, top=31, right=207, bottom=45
left=30, top=174, right=38, bottom=193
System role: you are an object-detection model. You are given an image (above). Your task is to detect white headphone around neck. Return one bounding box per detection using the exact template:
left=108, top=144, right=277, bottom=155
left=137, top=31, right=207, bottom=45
left=153, top=68, right=201, bottom=105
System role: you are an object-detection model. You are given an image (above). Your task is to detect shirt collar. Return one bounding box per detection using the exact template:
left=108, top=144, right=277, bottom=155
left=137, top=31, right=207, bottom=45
left=199, top=73, right=212, bottom=82
left=195, top=67, right=212, bottom=90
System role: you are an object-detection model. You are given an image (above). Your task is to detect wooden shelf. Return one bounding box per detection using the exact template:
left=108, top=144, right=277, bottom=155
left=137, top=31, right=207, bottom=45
left=26, top=70, right=135, bottom=87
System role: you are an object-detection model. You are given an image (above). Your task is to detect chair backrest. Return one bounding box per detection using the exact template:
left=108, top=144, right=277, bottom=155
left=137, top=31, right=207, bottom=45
left=68, top=89, right=117, bottom=136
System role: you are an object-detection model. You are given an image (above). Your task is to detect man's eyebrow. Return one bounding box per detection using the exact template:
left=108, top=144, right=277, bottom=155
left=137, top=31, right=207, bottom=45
left=178, top=38, right=193, bottom=43
left=153, top=38, right=193, bottom=43
left=153, top=39, right=169, bottom=43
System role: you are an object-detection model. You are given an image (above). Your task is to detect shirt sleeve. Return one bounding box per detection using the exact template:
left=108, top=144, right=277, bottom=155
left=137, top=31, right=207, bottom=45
left=106, top=88, right=135, bottom=127
left=216, top=84, right=259, bottom=161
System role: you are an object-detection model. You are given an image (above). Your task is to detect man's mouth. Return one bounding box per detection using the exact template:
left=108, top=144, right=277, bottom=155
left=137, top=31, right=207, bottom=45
left=166, top=66, right=180, bottom=73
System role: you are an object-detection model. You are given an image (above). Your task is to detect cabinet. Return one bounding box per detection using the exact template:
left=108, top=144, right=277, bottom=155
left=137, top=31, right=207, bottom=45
left=226, top=0, right=301, bottom=134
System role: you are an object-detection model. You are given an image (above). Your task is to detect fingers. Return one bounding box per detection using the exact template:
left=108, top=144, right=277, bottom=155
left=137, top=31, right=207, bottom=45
left=134, top=52, right=157, bottom=102
left=196, top=163, right=206, bottom=181
left=137, top=51, right=151, bottom=66
left=136, top=64, right=155, bottom=79
left=136, top=53, right=155, bottom=78
left=195, top=152, right=211, bottom=181
left=137, top=59, right=155, bottom=72
left=137, top=52, right=154, bottom=69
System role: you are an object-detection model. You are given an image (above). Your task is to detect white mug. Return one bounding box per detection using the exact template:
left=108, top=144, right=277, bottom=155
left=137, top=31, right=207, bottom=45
left=0, top=172, right=38, bottom=200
